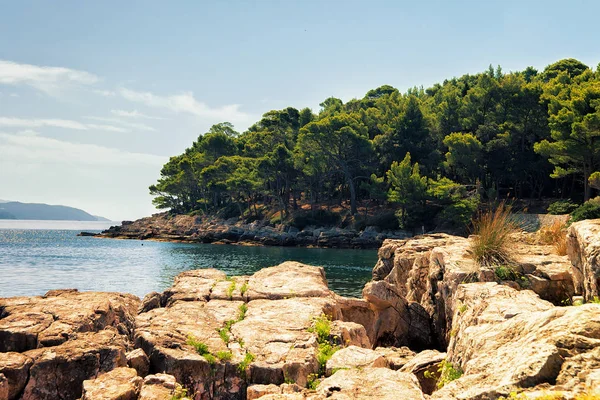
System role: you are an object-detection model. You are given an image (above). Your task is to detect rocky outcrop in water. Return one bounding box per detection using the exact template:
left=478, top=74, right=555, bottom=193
left=3, top=220, right=600, bottom=399
left=94, top=213, right=411, bottom=249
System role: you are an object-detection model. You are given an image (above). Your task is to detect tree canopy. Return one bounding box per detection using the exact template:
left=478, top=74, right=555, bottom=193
left=149, top=59, right=600, bottom=231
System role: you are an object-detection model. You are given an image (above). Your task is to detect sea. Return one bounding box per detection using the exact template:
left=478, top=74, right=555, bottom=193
left=0, top=220, right=378, bottom=299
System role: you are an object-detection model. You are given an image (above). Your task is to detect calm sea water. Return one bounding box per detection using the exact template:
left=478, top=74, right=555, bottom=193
left=0, top=221, right=377, bottom=299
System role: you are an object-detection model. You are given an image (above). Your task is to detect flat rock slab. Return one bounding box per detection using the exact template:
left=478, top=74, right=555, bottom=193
left=162, top=268, right=227, bottom=305
left=81, top=367, right=142, bottom=400
left=138, top=374, right=178, bottom=400
left=317, top=367, right=427, bottom=400
left=246, top=262, right=332, bottom=300
left=0, top=290, right=139, bottom=352
left=325, top=345, right=387, bottom=376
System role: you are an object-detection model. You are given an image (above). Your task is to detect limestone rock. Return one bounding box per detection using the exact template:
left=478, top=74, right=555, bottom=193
left=0, top=374, right=7, bottom=400
left=399, top=349, right=446, bottom=395
left=325, top=346, right=387, bottom=376
left=0, top=290, right=139, bottom=352
left=135, top=300, right=243, bottom=398
left=81, top=367, right=142, bottom=400
left=330, top=321, right=370, bottom=348
left=138, top=374, right=178, bottom=400
left=247, top=383, right=303, bottom=400
left=232, top=297, right=336, bottom=387
left=21, top=330, right=128, bottom=400
left=245, top=262, right=332, bottom=300
left=432, top=283, right=600, bottom=399
left=162, top=268, right=227, bottom=305
left=317, top=367, right=426, bottom=399
left=138, top=292, right=162, bottom=313
left=373, top=346, right=416, bottom=370
left=0, top=352, right=32, bottom=400
left=567, top=219, right=600, bottom=301
left=126, top=348, right=150, bottom=377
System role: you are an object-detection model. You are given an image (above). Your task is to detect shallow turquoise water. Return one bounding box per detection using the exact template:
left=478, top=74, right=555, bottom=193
left=0, top=227, right=377, bottom=299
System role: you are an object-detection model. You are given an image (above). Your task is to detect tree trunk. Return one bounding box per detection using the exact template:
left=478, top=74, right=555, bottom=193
left=348, top=178, right=357, bottom=215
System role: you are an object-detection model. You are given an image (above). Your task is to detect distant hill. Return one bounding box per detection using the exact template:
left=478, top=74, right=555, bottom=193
left=0, top=201, right=108, bottom=221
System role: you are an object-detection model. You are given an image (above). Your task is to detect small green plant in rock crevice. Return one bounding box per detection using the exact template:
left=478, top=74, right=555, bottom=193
left=436, top=360, right=463, bottom=389
left=237, top=352, right=255, bottom=377
left=187, top=335, right=231, bottom=365
left=425, top=360, right=463, bottom=389
left=308, top=314, right=339, bottom=379
left=186, top=335, right=209, bottom=355
left=226, top=280, right=236, bottom=299
left=169, top=386, right=190, bottom=400
left=240, top=282, right=248, bottom=297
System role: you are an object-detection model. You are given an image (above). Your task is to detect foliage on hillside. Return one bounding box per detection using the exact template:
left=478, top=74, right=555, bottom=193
left=150, top=59, right=600, bottom=231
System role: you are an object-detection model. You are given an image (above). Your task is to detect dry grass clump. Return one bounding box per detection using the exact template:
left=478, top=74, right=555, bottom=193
left=538, top=220, right=568, bottom=256
left=470, top=202, right=519, bottom=266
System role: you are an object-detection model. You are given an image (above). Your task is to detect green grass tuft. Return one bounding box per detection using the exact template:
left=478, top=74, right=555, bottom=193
left=470, top=203, right=518, bottom=267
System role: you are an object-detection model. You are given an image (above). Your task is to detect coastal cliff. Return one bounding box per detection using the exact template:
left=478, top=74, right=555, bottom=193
left=3, top=219, right=600, bottom=399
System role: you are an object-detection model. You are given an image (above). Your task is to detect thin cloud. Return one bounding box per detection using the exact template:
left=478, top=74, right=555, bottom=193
left=0, top=117, right=128, bottom=133
left=85, top=116, right=157, bottom=132
left=110, top=109, right=165, bottom=120
left=0, top=132, right=165, bottom=167
left=0, top=60, right=98, bottom=95
left=94, top=89, right=117, bottom=97
left=118, top=88, right=251, bottom=123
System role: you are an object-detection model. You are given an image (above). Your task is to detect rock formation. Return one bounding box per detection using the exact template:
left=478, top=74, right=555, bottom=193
left=95, top=212, right=411, bottom=249
left=3, top=220, right=600, bottom=399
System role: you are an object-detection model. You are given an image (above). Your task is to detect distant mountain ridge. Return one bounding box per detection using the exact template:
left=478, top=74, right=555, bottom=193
left=0, top=201, right=108, bottom=221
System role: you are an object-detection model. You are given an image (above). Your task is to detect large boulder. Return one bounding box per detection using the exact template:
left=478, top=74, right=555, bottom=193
left=81, top=367, right=142, bottom=400
left=21, top=330, right=128, bottom=400
left=567, top=219, right=600, bottom=301
left=0, top=290, right=139, bottom=352
left=370, top=232, right=576, bottom=348
left=0, top=352, right=32, bottom=400
left=432, top=282, right=600, bottom=399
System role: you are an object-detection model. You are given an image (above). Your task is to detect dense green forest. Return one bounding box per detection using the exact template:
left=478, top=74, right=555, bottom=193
left=149, top=58, right=600, bottom=232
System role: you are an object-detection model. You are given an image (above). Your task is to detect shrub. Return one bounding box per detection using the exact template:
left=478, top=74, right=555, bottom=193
left=365, top=211, right=400, bottom=230
left=547, top=200, right=578, bottom=215
left=538, top=220, right=568, bottom=255
left=290, top=209, right=341, bottom=230
left=570, top=200, right=600, bottom=223
left=436, top=197, right=479, bottom=231
left=470, top=203, right=519, bottom=266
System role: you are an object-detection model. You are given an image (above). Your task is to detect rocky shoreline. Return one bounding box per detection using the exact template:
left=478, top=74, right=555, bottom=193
left=2, top=219, right=600, bottom=399
left=90, top=212, right=413, bottom=249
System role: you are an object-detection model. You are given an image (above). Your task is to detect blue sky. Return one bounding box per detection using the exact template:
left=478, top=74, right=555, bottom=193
left=0, top=0, right=598, bottom=220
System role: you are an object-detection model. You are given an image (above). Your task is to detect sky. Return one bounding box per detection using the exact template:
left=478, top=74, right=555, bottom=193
left=0, top=0, right=598, bottom=221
